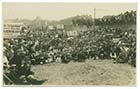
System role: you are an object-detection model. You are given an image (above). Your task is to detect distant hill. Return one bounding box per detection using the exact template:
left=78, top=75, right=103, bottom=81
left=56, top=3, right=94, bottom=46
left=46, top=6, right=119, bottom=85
left=3, top=10, right=136, bottom=28
left=3, top=19, right=32, bottom=26
left=47, top=15, right=92, bottom=24
left=47, top=16, right=75, bottom=25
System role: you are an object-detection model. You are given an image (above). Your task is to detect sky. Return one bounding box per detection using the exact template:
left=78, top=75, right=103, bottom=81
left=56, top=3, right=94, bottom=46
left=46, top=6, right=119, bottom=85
left=2, top=3, right=137, bottom=20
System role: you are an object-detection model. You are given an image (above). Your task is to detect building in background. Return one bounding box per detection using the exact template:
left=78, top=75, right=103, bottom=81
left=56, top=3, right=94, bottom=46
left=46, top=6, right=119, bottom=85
left=56, top=24, right=64, bottom=30
left=3, top=22, right=26, bottom=39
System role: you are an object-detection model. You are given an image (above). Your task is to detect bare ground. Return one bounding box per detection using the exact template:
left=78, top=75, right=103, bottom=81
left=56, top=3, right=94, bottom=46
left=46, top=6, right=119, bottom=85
left=31, top=59, right=136, bottom=86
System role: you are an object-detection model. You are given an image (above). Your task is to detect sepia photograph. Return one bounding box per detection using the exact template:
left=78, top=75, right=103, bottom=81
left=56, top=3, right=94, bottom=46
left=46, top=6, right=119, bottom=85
left=2, top=2, right=137, bottom=86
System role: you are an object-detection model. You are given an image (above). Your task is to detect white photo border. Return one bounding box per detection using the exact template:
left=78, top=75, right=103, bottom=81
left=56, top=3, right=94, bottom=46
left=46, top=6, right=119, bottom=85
left=0, top=0, right=139, bottom=89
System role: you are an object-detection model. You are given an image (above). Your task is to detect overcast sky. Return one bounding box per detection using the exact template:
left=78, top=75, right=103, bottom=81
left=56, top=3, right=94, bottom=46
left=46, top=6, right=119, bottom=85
left=3, top=3, right=137, bottom=20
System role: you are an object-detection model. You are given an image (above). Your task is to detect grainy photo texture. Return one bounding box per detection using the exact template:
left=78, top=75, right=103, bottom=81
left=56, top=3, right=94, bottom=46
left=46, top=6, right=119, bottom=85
left=2, top=3, right=136, bottom=86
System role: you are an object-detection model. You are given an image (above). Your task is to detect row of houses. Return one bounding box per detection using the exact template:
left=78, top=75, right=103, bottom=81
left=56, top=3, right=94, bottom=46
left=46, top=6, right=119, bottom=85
left=3, top=22, right=27, bottom=39
left=48, top=24, right=64, bottom=30
left=3, top=22, right=90, bottom=39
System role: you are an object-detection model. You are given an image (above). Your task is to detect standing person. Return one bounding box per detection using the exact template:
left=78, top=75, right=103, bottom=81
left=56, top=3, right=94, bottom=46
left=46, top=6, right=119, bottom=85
left=116, top=44, right=129, bottom=63
left=3, top=47, right=10, bottom=69
left=47, top=47, right=54, bottom=63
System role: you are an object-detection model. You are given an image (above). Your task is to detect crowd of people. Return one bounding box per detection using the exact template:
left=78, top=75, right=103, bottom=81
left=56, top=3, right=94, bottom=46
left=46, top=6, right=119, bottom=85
left=3, top=25, right=136, bottom=85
